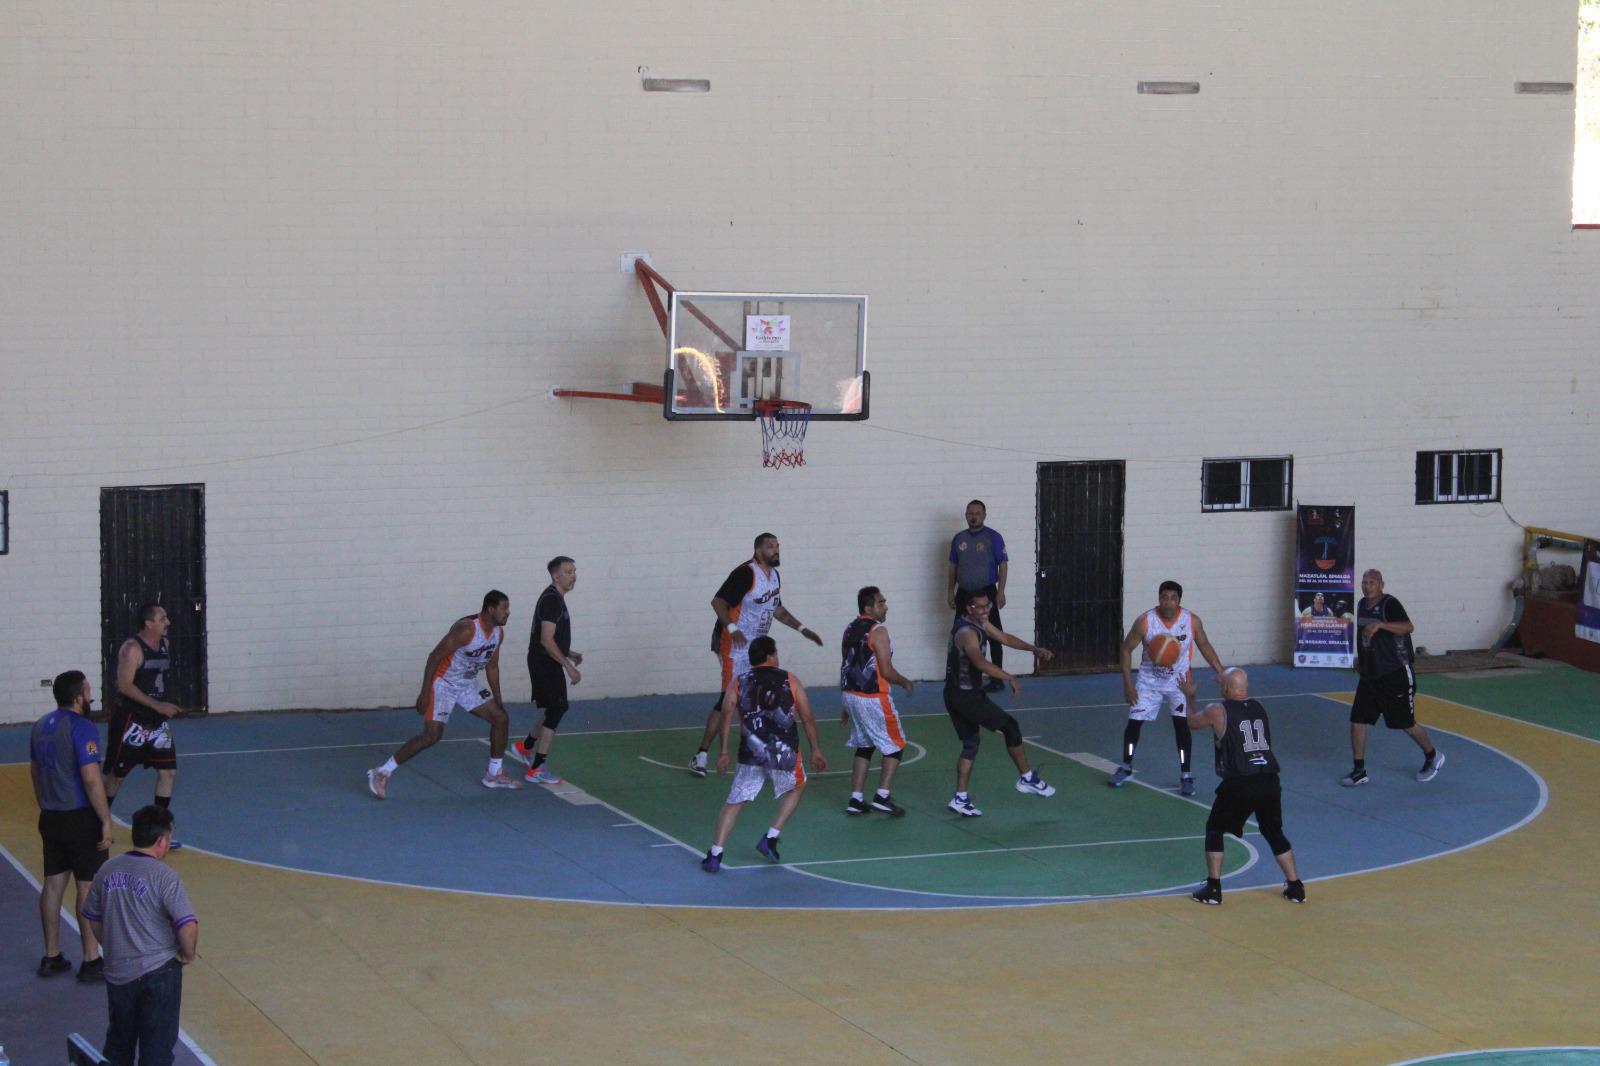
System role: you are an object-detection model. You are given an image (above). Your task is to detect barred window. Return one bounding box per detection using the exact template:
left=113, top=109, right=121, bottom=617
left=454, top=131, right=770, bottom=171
left=1202, top=457, right=1292, bottom=512
left=1415, top=450, right=1501, bottom=504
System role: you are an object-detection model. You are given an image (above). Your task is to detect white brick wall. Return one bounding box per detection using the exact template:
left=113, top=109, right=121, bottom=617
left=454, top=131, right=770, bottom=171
left=2, top=0, right=1595, bottom=721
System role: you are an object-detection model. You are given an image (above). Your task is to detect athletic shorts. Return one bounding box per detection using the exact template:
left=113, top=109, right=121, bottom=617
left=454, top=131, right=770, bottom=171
left=1350, top=666, right=1416, bottom=729
left=528, top=656, right=569, bottom=713
left=1129, top=667, right=1190, bottom=722
left=841, top=691, right=907, bottom=755
left=718, top=641, right=755, bottom=690
left=1207, top=774, right=1284, bottom=840
left=942, top=686, right=1012, bottom=741
left=424, top=677, right=491, bottom=725
left=105, top=709, right=177, bottom=777
left=39, top=808, right=107, bottom=881
left=724, top=761, right=805, bottom=805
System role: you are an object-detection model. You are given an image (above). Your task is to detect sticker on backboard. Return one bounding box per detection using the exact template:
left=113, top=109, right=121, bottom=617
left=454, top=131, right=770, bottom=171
left=745, top=315, right=790, bottom=352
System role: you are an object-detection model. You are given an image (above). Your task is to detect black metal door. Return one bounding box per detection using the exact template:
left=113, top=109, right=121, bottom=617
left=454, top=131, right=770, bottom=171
left=1035, top=462, right=1124, bottom=673
left=100, top=485, right=208, bottom=714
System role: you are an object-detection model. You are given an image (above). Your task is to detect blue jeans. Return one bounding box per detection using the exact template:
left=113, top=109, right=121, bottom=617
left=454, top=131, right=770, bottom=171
left=103, top=957, right=183, bottom=1066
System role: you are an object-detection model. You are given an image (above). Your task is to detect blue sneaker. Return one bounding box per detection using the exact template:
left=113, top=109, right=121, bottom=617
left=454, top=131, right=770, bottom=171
left=756, top=835, right=781, bottom=863
left=701, top=850, right=722, bottom=873
left=1107, top=765, right=1135, bottom=788
left=1180, top=775, right=1196, bottom=797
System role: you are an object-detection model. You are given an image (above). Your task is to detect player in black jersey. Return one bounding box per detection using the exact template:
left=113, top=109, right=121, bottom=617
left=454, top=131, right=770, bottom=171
left=1180, top=670, right=1304, bottom=905
left=942, top=590, right=1056, bottom=817
left=103, top=605, right=184, bottom=840
left=700, top=637, right=827, bottom=871
left=839, top=587, right=916, bottom=816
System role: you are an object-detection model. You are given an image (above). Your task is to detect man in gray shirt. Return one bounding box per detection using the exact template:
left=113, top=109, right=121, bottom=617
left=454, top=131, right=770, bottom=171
left=83, top=805, right=198, bottom=1066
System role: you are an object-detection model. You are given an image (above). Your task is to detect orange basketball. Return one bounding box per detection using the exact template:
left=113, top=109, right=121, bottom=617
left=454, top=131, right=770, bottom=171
left=1147, top=634, right=1181, bottom=668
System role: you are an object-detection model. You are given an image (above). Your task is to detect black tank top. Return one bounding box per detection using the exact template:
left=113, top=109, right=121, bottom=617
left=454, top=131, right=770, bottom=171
left=1215, top=698, right=1280, bottom=779
left=736, top=666, right=800, bottom=771
left=124, top=635, right=171, bottom=726
left=944, top=617, right=985, bottom=692
left=840, top=616, right=881, bottom=694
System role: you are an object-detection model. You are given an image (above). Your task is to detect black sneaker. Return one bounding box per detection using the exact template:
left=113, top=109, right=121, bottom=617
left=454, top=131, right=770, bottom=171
left=1340, top=768, right=1368, bottom=787
left=37, top=953, right=71, bottom=977
left=870, top=793, right=906, bottom=817
left=1190, top=882, right=1222, bottom=906
left=77, top=957, right=105, bottom=983
left=845, top=796, right=869, bottom=815
left=756, top=834, right=781, bottom=863
left=1283, top=881, right=1307, bottom=904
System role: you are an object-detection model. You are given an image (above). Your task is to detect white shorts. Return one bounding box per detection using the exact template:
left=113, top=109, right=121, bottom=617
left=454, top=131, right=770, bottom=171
left=719, top=642, right=754, bottom=689
left=841, top=691, right=908, bottom=754
left=425, top=677, right=491, bottom=725
left=1129, top=668, right=1189, bottom=721
left=724, top=761, right=805, bottom=805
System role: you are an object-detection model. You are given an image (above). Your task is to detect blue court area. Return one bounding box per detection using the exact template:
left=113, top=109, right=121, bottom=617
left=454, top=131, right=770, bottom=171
left=0, top=666, right=1544, bottom=911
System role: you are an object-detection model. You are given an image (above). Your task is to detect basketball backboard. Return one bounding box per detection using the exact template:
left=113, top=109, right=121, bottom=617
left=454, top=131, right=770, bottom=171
left=663, top=292, right=868, bottom=420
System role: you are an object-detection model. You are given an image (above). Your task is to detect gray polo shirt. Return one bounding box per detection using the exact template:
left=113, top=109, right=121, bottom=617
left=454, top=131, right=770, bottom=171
left=83, top=851, right=197, bottom=985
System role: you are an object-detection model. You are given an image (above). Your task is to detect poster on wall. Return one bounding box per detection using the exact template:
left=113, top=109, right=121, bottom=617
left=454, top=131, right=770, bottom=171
left=1293, top=504, right=1356, bottom=667
left=1578, top=539, right=1600, bottom=645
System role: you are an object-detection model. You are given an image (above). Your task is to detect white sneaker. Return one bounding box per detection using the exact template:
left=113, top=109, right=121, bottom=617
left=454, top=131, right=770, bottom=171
left=947, top=795, right=983, bottom=817
left=366, top=768, right=389, bottom=799
left=480, top=771, right=524, bottom=790
left=1416, top=750, right=1445, bottom=782
left=1015, top=774, right=1056, bottom=797
left=689, top=754, right=708, bottom=778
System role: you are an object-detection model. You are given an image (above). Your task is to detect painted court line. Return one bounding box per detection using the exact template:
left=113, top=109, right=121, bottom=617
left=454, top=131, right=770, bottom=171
left=638, top=740, right=928, bottom=777
left=788, top=833, right=1206, bottom=868
left=0, top=838, right=220, bottom=1066
left=1388, top=1048, right=1600, bottom=1065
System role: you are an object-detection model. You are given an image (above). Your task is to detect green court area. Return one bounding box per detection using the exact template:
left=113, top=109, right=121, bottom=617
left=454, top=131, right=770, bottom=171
left=552, top=724, right=1250, bottom=899
left=1424, top=663, right=1600, bottom=741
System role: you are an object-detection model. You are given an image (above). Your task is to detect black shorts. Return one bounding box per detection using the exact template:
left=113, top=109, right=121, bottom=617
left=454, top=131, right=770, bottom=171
left=528, top=657, right=569, bottom=721
left=1350, top=666, right=1416, bottom=729
left=104, top=708, right=178, bottom=777
left=39, top=808, right=107, bottom=881
left=942, top=686, right=1011, bottom=740
left=1207, top=774, right=1283, bottom=840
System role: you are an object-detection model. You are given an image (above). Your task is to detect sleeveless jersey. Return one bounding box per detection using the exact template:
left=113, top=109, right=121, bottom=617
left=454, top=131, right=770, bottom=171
left=1142, top=608, right=1193, bottom=674
left=840, top=616, right=889, bottom=695
left=1215, top=698, right=1280, bottom=779
left=709, top=561, right=783, bottom=653
left=440, top=615, right=503, bottom=684
left=123, top=636, right=171, bottom=727
left=944, top=616, right=986, bottom=691
left=736, top=665, right=800, bottom=771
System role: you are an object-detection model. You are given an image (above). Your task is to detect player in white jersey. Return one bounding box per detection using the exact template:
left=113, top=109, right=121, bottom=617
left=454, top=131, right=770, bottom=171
left=367, top=590, right=523, bottom=798
left=689, top=533, right=823, bottom=777
left=1107, top=580, right=1226, bottom=796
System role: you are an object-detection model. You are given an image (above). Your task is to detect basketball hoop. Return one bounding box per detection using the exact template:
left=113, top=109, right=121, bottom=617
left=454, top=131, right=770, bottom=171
left=755, top=399, right=812, bottom=469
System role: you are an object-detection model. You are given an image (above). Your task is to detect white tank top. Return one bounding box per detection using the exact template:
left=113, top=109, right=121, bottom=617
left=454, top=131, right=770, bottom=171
left=440, top=615, right=503, bottom=684
left=1141, top=607, right=1193, bottom=675
left=738, top=563, right=782, bottom=638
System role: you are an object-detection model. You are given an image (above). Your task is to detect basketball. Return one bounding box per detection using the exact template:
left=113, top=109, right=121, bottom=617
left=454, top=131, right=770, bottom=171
left=1147, top=634, right=1181, bottom=667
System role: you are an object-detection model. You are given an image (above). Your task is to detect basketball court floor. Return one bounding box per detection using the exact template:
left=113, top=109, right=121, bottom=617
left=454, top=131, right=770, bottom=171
left=3, top=662, right=1598, bottom=1064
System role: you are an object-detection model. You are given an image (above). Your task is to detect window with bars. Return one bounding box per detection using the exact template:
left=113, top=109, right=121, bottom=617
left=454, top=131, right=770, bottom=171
left=1201, top=457, right=1292, bottom=512
left=1415, top=450, right=1501, bottom=504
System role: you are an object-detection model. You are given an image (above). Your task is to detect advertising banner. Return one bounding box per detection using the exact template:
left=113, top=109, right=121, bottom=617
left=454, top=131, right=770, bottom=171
left=1578, top=539, right=1600, bottom=645
left=1294, top=505, right=1356, bottom=668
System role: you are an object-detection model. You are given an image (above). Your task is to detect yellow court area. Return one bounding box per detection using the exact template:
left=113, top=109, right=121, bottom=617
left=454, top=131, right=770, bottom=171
left=5, top=692, right=1599, bottom=1064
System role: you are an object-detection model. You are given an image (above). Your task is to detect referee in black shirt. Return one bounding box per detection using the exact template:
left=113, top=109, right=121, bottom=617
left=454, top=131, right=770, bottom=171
left=516, top=557, right=582, bottom=784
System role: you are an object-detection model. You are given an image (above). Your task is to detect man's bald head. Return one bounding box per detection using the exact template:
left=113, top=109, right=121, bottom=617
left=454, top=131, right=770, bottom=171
left=1219, top=668, right=1249, bottom=699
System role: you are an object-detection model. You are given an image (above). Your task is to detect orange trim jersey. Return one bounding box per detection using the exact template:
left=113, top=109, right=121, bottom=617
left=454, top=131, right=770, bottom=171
left=1141, top=607, right=1193, bottom=675
left=439, top=615, right=503, bottom=685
